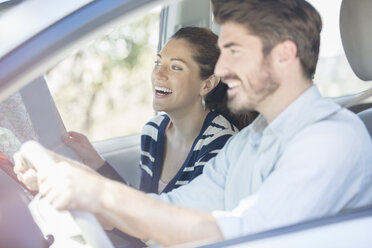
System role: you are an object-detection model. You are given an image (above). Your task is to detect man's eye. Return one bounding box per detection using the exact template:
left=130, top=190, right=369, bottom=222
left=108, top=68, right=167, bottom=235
left=172, top=65, right=182, bottom=70
left=230, top=49, right=240, bottom=55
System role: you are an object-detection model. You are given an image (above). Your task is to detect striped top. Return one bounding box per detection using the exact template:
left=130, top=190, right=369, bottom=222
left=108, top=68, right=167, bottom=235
left=139, top=111, right=238, bottom=194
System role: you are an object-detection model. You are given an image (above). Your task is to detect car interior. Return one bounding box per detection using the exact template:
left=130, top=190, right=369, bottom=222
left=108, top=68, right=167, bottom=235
left=0, top=0, right=371, bottom=247
left=340, top=0, right=372, bottom=138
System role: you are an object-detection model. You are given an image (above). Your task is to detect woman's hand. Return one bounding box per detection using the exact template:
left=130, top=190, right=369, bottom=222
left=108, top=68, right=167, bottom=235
left=62, top=131, right=105, bottom=170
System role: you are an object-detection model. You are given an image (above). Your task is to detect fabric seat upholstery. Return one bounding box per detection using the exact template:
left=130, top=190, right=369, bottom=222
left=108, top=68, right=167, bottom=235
left=357, top=108, right=372, bottom=138
left=340, top=0, right=372, bottom=139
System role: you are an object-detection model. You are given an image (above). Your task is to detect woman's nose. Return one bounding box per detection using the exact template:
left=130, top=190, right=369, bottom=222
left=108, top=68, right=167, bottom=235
left=154, top=65, right=168, bottom=81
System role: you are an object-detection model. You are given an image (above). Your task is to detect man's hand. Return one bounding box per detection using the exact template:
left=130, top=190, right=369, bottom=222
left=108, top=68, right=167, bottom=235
left=14, top=152, right=39, bottom=191
left=14, top=147, right=98, bottom=193
left=38, top=159, right=107, bottom=213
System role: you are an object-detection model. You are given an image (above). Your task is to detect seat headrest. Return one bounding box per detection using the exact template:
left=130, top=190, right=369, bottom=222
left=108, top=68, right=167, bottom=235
left=340, top=0, right=372, bottom=81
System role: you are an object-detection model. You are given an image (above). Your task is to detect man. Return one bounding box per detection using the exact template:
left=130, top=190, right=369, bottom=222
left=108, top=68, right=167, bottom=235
left=14, top=0, right=372, bottom=246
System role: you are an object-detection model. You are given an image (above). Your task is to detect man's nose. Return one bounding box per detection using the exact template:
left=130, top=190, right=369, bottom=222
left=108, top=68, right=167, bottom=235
left=214, top=53, right=229, bottom=78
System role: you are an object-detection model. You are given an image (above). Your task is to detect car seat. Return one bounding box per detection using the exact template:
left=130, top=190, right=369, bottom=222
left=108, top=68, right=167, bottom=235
left=340, top=0, right=372, bottom=138
left=357, top=109, right=372, bottom=137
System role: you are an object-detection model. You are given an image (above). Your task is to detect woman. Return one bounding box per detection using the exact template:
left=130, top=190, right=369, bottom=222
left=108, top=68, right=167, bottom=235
left=63, top=27, right=255, bottom=195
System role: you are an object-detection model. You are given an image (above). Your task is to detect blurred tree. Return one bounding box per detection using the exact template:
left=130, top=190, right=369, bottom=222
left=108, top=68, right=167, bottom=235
left=46, top=11, right=159, bottom=141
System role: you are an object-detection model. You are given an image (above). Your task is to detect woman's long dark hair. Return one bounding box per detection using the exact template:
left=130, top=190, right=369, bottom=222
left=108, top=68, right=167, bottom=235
left=171, top=27, right=257, bottom=129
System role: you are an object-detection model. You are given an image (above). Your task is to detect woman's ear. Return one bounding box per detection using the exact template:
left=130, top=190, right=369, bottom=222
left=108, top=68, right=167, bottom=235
left=200, top=75, right=220, bottom=96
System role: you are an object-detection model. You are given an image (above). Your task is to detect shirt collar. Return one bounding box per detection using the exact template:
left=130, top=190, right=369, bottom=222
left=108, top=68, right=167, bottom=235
left=247, top=85, right=341, bottom=144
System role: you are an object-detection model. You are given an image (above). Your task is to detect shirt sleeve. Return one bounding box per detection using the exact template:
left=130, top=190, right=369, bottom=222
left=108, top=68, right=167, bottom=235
left=213, top=120, right=370, bottom=239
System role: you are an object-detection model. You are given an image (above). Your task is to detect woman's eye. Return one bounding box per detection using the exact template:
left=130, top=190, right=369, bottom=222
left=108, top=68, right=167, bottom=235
left=172, top=65, right=182, bottom=70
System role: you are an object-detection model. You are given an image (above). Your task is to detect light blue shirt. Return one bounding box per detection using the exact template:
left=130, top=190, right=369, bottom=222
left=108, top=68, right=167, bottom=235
left=157, top=85, right=372, bottom=239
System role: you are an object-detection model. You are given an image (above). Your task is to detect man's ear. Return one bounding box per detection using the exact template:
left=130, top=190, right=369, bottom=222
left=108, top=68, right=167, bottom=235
left=200, top=75, right=220, bottom=96
left=272, top=40, right=297, bottom=66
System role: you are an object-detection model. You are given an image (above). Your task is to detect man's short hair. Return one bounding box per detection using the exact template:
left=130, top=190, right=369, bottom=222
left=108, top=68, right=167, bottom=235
left=212, top=0, right=322, bottom=80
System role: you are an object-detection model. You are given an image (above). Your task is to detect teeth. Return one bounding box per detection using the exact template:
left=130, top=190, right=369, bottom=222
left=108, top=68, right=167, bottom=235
left=155, top=86, right=173, bottom=93
left=227, top=82, right=239, bottom=88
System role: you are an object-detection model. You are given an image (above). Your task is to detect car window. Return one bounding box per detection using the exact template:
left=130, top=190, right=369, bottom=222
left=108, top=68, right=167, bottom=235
left=309, top=0, right=372, bottom=97
left=45, top=8, right=160, bottom=141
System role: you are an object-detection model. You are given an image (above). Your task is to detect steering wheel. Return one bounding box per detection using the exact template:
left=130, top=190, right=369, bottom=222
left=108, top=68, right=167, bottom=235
left=20, top=141, right=114, bottom=248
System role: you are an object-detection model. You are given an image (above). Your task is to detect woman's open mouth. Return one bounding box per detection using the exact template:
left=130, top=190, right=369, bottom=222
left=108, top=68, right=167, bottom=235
left=155, top=86, right=173, bottom=96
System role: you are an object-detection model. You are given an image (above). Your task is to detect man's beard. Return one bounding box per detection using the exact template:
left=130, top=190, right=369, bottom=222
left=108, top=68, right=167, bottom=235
left=225, top=61, right=279, bottom=114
